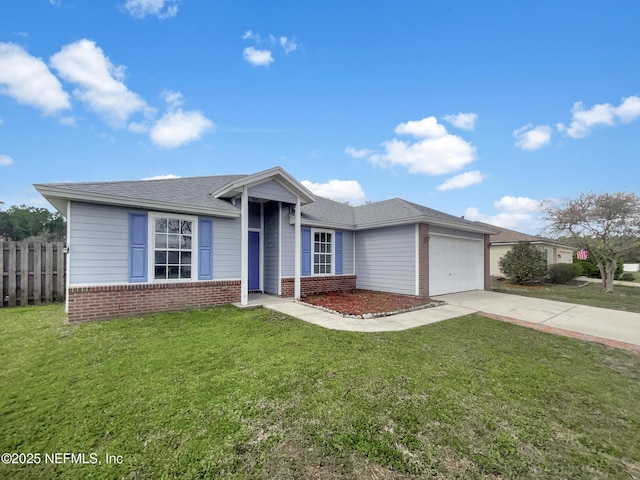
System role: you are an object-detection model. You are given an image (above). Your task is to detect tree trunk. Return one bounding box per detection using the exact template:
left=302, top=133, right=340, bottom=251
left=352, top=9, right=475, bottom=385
left=603, top=258, right=616, bottom=293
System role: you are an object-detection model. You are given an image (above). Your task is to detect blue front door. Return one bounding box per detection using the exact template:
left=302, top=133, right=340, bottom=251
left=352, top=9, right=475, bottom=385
left=248, top=231, right=260, bottom=291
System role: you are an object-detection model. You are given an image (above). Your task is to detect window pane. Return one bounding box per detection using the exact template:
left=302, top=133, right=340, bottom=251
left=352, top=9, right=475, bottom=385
left=155, top=218, right=167, bottom=233
left=314, top=254, right=319, bottom=263
left=168, top=251, right=179, bottom=264
left=155, top=266, right=166, bottom=279
left=155, top=234, right=167, bottom=248
left=319, top=265, right=326, bottom=274
left=180, top=266, right=191, bottom=279
left=320, top=244, right=325, bottom=253
left=314, top=265, right=319, bottom=274
left=168, top=266, right=180, bottom=279
left=326, top=244, right=332, bottom=254
left=181, top=252, right=191, bottom=265
left=314, top=232, right=320, bottom=241
left=168, top=234, right=180, bottom=248
left=327, top=265, right=332, bottom=274
left=181, top=221, right=192, bottom=235
left=327, top=233, right=332, bottom=242
left=155, top=251, right=167, bottom=264
left=168, top=219, right=180, bottom=233
left=314, top=243, right=319, bottom=252
left=181, top=235, right=192, bottom=249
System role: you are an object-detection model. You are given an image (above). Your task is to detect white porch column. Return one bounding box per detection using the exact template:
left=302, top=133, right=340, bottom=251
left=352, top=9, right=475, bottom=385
left=294, top=196, right=301, bottom=300
left=240, top=187, right=249, bottom=306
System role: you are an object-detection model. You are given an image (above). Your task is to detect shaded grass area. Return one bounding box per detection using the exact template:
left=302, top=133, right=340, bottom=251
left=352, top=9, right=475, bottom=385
left=1, top=305, right=639, bottom=479
left=492, top=280, right=640, bottom=313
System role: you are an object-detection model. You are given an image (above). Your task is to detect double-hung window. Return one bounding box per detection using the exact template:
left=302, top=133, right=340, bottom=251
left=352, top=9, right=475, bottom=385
left=313, top=230, right=333, bottom=275
left=152, top=215, right=196, bottom=280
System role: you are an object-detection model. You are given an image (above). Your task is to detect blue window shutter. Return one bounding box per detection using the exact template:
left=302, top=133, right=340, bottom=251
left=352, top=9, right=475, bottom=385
left=302, top=227, right=311, bottom=276
left=335, top=231, right=343, bottom=275
left=129, top=213, right=147, bottom=283
left=198, top=218, right=213, bottom=280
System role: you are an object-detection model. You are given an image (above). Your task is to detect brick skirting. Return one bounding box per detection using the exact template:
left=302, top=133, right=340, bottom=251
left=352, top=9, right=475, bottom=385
left=67, top=280, right=241, bottom=322
left=281, top=275, right=357, bottom=298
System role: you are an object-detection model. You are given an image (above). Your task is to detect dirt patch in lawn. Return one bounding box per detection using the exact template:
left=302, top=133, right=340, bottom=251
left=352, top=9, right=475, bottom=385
left=301, top=289, right=435, bottom=316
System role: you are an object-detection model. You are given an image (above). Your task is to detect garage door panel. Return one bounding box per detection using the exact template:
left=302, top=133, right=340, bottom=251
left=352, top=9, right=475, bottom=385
left=429, top=235, right=483, bottom=296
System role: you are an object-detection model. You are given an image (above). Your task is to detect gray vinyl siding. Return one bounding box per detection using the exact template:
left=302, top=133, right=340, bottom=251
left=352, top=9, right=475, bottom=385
left=263, top=202, right=279, bottom=294
left=248, top=179, right=297, bottom=203
left=212, top=217, right=241, bottom=279
left=341, top=230, right=355, bottom=275
left=429, top=225, right=483, bottom=240
left=281, top=205, right=295, bottom=276
left=355, top=224, right=415, bottom=295
left=69, top=202, right=130, bottom=285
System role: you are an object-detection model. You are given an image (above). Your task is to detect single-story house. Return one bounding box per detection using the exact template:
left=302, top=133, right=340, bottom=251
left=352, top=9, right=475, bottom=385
left=475, top=222, right=574, bottom=277
left=35, top=166, right=498, bottom=322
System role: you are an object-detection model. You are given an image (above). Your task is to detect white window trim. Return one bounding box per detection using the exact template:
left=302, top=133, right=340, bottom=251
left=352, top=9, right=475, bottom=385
left=147, top=211, right=199, bottom=283
left=311, top=227, right=335, bottom=276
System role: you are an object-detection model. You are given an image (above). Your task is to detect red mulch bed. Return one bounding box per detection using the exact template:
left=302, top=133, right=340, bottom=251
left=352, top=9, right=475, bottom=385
left=301, top=289, right=432, bottom=316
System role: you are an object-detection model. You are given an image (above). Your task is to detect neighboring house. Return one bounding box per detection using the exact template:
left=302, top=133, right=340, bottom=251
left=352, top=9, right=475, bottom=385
left=35, top=166, right=498, bottom=322
left=476, top=222, right=574, bottom=277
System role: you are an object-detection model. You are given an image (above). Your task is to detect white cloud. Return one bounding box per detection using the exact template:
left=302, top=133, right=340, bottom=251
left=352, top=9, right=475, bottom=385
left=0, top=154, right=15, bottom=166
left=0, top=42, right=71, bottom=115
left=59, top=116, right=77, bottom=127
left=371, top=119, right=477, bottom=176
left=394, top=116, right=447, bottom=138
left=279, top=36, right=298, bottom=54
left=150, top=109, right=214, bottom=149
left=616, top=95, right=640, bottom=123
left=50, top=39, right=150, bottom=126
left=344, top=146, right=373, bottom=159
left=443, top=112, right=478, bottom=130
left=557, top=95, right=640, bottom=138
left=513, top=124, right=552, bottom=150
left=142, top=174, right=181, bottom=180
left=242, top=30, right=259, bottom=41
left=464, top=195, right=545, bottom=232
left=301, top=179, right=366, bottom=205
left=160, top=89, right=183, bottom=109
left=123, top=0, right=179, bottom=19
left=437, top=170, right=486, bottom=191
left=243, top=47, right=274, bottom=66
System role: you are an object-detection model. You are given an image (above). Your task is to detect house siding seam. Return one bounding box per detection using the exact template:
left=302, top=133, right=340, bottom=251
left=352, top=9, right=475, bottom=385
left=67, top=280, right=241, bottom=322
left=418, top=224, right=429, bottom=299
left=280, top=275, right=356, bottom=297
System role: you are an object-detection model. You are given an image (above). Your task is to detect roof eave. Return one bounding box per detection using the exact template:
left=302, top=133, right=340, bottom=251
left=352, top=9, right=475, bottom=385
left=34, top=185, right=240, bottom=218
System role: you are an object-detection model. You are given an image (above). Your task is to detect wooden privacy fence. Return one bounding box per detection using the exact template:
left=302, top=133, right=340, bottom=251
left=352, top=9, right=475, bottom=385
left=1, top=241, right=66, bottom=307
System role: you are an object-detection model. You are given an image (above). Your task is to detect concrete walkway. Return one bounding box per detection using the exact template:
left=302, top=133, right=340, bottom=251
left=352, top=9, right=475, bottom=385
left=575, top=276, right=640, bottom=288
left=243, top=291, right=640, bottom=351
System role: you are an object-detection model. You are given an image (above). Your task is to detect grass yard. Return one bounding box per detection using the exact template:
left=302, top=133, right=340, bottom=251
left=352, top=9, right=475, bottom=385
left=492, top=280, right=640, bottom=313
left=1, top=305, right=639, bottom=479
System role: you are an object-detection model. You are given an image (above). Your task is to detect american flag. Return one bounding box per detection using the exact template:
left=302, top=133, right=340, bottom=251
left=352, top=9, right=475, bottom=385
left=576, top=248, right=589, bottom=260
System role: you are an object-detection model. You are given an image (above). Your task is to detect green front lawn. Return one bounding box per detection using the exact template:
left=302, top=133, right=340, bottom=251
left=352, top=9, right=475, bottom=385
left=1, top=305, right=639, bottom=479
left=492, top=280, right=640, bottom=313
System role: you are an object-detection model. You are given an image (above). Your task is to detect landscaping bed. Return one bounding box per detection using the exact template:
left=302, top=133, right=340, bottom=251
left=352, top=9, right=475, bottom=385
left=301, top=289, right=439, bottom=317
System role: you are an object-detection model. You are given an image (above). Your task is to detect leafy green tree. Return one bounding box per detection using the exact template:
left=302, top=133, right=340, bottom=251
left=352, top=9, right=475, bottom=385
left=0, top=204, right=66, bottom=241
left=544, top=192, right=640, bottom=292
left=499, top=242, right=548, bottom=284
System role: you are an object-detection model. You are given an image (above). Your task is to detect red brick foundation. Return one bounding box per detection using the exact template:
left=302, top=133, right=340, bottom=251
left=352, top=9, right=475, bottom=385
left=281, top=275, right=357, bottom=297
left=67, top=280, right=241, bottom=322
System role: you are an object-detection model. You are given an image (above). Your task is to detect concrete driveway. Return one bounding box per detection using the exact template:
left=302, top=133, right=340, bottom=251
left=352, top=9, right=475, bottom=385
left=433, top=290, right=640, bottom=351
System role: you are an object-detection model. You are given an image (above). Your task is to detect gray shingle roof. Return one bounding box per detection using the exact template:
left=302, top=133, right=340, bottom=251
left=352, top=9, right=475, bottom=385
left=35, top=170, right=496, bottom=233
left=475, top=221, right=572, bottom=247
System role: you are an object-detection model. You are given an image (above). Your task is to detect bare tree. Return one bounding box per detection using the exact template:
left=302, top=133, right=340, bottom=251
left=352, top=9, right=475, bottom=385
left=543, top=192, right=640, bottom=292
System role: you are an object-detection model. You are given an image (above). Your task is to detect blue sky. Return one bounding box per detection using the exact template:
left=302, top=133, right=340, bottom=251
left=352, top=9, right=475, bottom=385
left=1, top=0, right=639, bottom=234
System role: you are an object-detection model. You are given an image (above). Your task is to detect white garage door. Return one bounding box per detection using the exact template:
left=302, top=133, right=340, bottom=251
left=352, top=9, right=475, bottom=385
left=429, top=234, right=484, bottom=296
